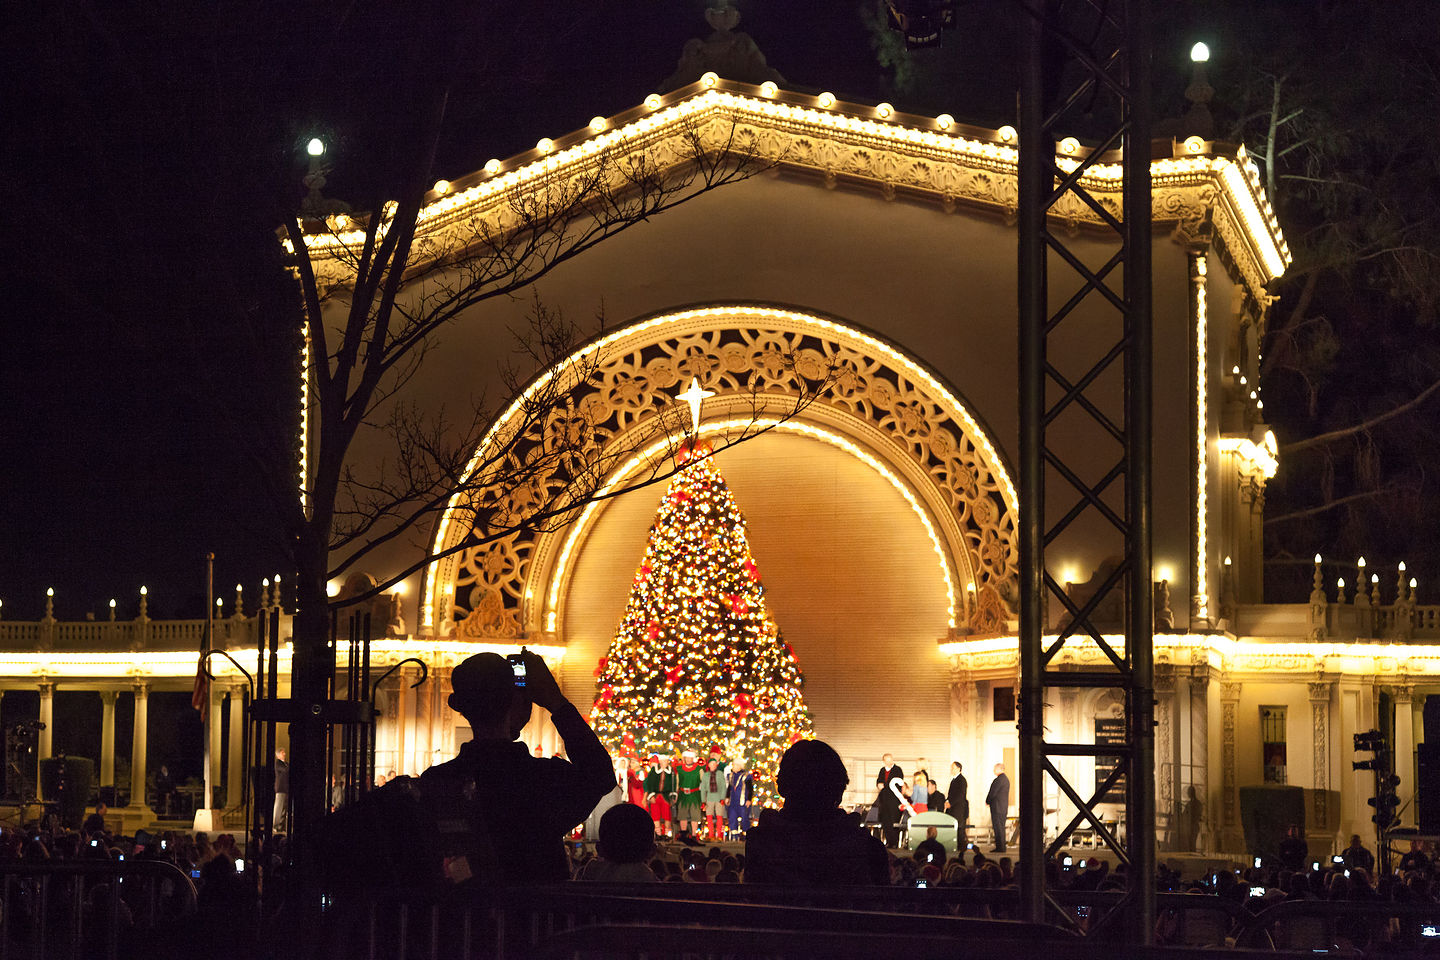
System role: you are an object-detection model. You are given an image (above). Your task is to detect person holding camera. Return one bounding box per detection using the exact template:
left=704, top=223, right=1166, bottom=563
left=418, top=650, right=613, bottom=884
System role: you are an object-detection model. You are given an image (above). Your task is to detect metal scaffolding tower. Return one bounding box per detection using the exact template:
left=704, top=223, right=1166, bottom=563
left=1016, top=0, right=1155, bottom=943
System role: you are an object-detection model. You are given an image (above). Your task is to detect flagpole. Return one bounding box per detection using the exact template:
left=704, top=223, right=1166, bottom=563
left=203, top=551, right=214, bottom=811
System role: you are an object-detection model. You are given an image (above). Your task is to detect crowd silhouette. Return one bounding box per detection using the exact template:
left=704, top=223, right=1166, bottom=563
left=5, top=652, right=1440, bottom=955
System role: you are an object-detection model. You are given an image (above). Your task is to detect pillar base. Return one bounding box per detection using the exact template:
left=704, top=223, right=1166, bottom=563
left=116, top=804, right=156, bottom=836
left=192, top=808, right=227, bottom=833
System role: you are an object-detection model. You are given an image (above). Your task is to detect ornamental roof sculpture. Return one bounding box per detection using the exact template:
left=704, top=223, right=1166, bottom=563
left=287, top=75, right=1291, bottom=306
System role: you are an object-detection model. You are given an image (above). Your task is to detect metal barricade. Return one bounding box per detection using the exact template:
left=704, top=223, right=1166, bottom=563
left=0, top=860, right=197, bottom=960
left=1232, top=898, right=1440, bottom=954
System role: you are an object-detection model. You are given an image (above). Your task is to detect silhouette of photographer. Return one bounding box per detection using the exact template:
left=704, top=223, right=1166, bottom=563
left=419, top=650, right=613, bottom=884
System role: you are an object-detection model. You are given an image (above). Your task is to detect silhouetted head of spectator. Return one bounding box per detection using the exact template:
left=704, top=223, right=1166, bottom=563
left=597, top=803, right=655, bottom=865
left=449, top=653, right=529, bottom=740
left=776, top=739, right=848, bottom=816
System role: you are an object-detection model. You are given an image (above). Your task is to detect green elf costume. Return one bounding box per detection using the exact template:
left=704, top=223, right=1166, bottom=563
left=674, top=749, right=704, bottom=836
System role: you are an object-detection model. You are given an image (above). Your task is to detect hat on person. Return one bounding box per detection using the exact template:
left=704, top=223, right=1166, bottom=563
left=683, top=749, right=697, bottom=759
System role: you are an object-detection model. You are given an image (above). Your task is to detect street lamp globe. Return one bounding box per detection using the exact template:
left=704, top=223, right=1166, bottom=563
left=306, top=137, right=326, bottom=157
left=1190, top=42, right=1210, bottom=63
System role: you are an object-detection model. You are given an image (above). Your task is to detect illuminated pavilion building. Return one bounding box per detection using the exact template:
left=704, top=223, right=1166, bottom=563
left=4, top=57, right=1436, bottom=855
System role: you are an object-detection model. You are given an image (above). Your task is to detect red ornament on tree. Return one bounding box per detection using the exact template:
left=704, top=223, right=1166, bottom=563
left=593, top=656, right=609, bottom=677
left=646, top=620, right=661, bottom=640
left=665, top=665, right=682, bottom=684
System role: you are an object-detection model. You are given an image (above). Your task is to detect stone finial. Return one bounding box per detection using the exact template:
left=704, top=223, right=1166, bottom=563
left=1355, top=558, right=1368, bottom=605
left=661, top=1, right=784, bottom=92
left=1182, top=45, right=1214, bottom=138
left=1371, top=574, right=1381, bottom=608
left=261, top=578, right=271, bottom=611
left=138, top=585, right=150, bottom=623
left=1336, top=577, right=1346, bottom=604
left=43, top=587, right=55, bottom=623
left=387, top=593, right=408, bottom=638
left=1398, top=562, right=1408, bottom=604
left=1154, top=579, right=1175, bottom=632
left=273, top=574, right=283, bottom=614
left=234, top=583, right=245, bottom=619
left=1309, top=554, right=1326, bottom=606
left=109, top=599, right=117, bottom=622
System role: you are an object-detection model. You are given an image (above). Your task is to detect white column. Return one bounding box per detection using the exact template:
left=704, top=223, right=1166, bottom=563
left=100, top=690, right=118, bottom=787
left=1188, top=673, right=1210, bottom=852
left=131, top=682, right=150, bottom=809
left=226, top=687, right=245, bottom=807
left=1394, top=685, right=1416, bottom=828
left=1308, top=680, right=1334, bottom=841
left=398, top=668, right=415, bottom=776
left=37, top=681, right=54, bottom=792
left=1220, top=678, right=1243, bottom=852
left=207, top=687, right=224, bottom=808
left=1156, top=667, right=1177, bottom=849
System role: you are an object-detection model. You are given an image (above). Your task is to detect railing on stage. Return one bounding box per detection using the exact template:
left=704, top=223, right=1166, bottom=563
left=0, top=859, right=197, bottom=960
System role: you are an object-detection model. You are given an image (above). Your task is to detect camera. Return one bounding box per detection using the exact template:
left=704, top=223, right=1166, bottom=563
left=1421, top=924, right=1440, bottom=939
left=191, top=869, right=202, bottom=879
left=1077, top=906, right=1090, bottom=919
left=1253, top=856, right=1262, bottom=868
left=1078, top=859, right=1087, bottom=869
left=507, top=653, right=527, bottom=688
left=914, top=879, right=928, bottom=888
left=1332, top=855, right=1345, bottom=865
left=235, top=858, right=245, bottom=874
left=161, top=840, right=168, bottom=850
left=1249, top=886, right=1266, bottom=897
left=1312, top=861, right=1320, bottom=871
left=1063, top=856, right=1073, bottom=867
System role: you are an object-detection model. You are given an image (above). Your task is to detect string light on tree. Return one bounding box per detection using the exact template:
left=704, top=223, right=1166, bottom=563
left=590, top=380, right=813, bottom=806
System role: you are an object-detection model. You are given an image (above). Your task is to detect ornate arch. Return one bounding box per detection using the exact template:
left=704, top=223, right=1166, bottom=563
left=422, top=304, right=1019, bottom=639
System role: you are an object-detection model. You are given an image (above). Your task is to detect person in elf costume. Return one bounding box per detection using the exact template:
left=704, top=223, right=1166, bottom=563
left=625, top=755, right=646, bottom=808
left=643, top=755, right=674, bottom=838
left=674, top=748, right=704, bottom=840
left=700, top=745, right=730, bottom=841
left=726, top=756, right=754, bottom=839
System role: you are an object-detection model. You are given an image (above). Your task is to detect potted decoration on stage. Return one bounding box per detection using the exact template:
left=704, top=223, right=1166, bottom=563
left=590, top=378, right=814, bottom=807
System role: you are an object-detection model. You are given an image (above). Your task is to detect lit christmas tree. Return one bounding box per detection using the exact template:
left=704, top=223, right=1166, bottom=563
left=590, top=381, right=814, bottom=806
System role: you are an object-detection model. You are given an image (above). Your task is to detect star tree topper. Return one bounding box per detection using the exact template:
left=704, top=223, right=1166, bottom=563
left=675, top=377, right=715, bottom=434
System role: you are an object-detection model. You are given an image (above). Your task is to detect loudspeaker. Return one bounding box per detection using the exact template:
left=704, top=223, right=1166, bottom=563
left=38, top=756, right=95, bottom=828
left=1418, top=742, right=1440, bottom=833
left=1239, top=784, right=1304, bottom=861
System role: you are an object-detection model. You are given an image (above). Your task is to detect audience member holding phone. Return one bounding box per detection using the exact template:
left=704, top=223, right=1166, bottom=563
left=419, top=649, right=614, bottom=884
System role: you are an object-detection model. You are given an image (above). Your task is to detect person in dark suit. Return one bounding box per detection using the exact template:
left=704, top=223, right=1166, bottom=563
left=875, top=753, right=904, bottom=848
left=946, top=761, right=969, bottom=843
left=985, top=763, right=1010, bottom=852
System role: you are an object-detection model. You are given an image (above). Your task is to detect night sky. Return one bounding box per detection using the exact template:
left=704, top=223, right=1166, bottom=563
left=2, top=1, right=1430, bottom=624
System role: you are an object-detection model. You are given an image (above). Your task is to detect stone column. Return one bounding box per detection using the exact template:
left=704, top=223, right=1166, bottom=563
left=948, top=664, right=978, bottom=775
left=397, top=667, right=415, bottom=776
left=37, top=681, right=54, bottom=792
left=204, top=686, right=223, bottom=809
left=130, top=681, right=150, bottom=809
left=1220, top=678, right=1243, bottom=851
left=1155, top=666, right=1177, bottom=848
left=1189, top=673, right=1210, bottom=851
left=1308, top=679, right=1333, bottom=839
left=100, top=690, right=118, bottom=787
left=226, top=686, right=245, bottom=808
left=1393, top=684, right=1416, bottom=828
left=38, top=681, right=55, bottom=758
